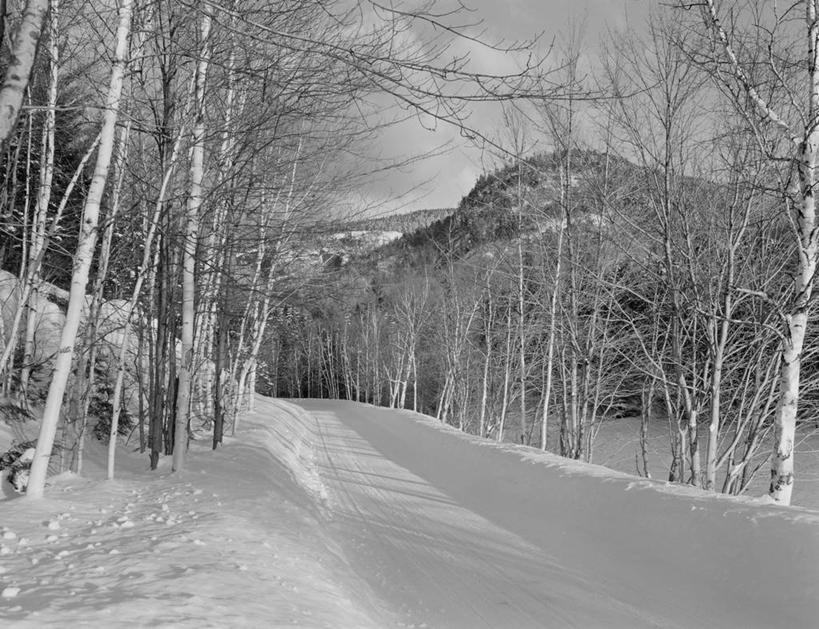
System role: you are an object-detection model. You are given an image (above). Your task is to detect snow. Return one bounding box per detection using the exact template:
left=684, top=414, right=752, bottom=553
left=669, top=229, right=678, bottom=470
left=586, top=413, right=819, bottom=510
left=0, top=403, right=384, bottom=628
left=329, top=230, right=404, bottom=247
left=0, top=270, right=65, bottom=373
left=298, top=399, right=819, bottom=628
left=1, top=396, right=818, bottom=627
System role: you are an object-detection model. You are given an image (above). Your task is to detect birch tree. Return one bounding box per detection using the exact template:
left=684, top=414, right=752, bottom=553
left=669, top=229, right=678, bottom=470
left=27, top=0, right=134, bottom=499
left=682, top=0, right=819, bottom=504
left=19, top=0, right=59, bottom=399
left=602, top=16, right=708, bottom=484
left=535, top=31, right=584, bottom=451
left=106, top=114, right=189, bottom=479
left=0, top=0, right=49, bottom=149
left=171, top=1, right=212, bottom=473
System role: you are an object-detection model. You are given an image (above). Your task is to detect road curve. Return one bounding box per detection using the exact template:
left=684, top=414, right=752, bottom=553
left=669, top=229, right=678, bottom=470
left=290, top=399, right=819, bottom=629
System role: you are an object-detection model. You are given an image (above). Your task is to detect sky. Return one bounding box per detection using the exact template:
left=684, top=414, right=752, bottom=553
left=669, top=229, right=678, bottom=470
left=360, top=0, right=651, bottom=216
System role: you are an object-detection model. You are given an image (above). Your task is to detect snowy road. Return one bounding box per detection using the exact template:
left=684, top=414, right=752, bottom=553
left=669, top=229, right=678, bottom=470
left=291, top=399, right=819, bottom=629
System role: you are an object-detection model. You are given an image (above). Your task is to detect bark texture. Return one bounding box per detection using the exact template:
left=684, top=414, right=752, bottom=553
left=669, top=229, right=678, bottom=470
left=0, top=0, right=48, bottom=148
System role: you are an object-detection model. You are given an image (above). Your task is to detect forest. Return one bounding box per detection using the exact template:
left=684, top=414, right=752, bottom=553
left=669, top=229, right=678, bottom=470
left=0, top=0, right=818, bottom=511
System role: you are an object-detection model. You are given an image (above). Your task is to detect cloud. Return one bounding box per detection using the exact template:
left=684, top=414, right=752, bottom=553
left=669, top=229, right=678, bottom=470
left=351, top=0, right=652, bottom=214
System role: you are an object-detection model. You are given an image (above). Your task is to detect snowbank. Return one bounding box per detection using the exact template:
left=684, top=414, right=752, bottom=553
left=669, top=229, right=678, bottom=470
left=0, top=401, right=384, bottom=627
left=395, top=406, right=819, bottom=520
left=245, top=397, right=330, bottom=509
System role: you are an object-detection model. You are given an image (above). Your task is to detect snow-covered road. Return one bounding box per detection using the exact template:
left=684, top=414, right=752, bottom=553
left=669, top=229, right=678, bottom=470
left=1, top=397, right=817, bottom=627
left=293, top=399, right=819, bottom=629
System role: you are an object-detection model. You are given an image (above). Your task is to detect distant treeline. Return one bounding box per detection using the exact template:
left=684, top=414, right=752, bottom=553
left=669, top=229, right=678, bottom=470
left=345, top=208, right=453, bottom=234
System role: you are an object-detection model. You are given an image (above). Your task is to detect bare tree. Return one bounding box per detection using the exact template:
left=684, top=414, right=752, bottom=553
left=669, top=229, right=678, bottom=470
left=172, top=0, right=212, bottom=473
left=0, top=0, right=48, bottom=149
left=679, top=0, right=819, bottom=504
left=27, top=0, right=134, bottom=499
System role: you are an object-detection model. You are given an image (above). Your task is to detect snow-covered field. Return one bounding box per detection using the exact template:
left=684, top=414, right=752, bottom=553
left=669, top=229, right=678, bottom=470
left=1, top=397, right=818, bottom=627
left=587, top=415, right=819, bottom=510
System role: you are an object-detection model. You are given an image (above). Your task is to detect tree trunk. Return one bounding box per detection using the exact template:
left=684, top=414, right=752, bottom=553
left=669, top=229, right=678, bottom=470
left=213, top=309, right=227, bottom=449
left=107, top=115, right=187, bottom=478
left=0, top=0, right=49, bottom=149
left=0, top=130, right=101, bottom=380
left=75, top=120, right=129, bottom=475
left=498, top=302, right=513, bottom=443
left=172, top=3, right=211, bottom=472
left=770, top=165, right=817, bottom=502
left=479, top=294, right=491, bottom=438
left=27, top=0, right=133, bottom=499
left=694, top=0, right=819, bottom=506
left=20, top=1, right=57, bottom=396
left=541, top=169, right=565, bottom=451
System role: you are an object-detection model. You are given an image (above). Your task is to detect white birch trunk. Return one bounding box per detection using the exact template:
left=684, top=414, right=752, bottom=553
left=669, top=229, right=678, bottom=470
left=770, top=153, right=817, bottom=502
left=518, top=239, right=527, bottom=444
left=19, top=0, right=58, bottom=396
left=194, top=21, right=238, bottom=415
left=498, top=303, right=513, bottom=443
left=0, top=132, right=100, bottom=379
left=26, top=0, right=133, bottom=499
left=0, top=116, right=33, bottom=393
left=75, top=120, right=129, bottom=473
left=247, top=363, right=257, bottom=412
left=0, top=0, right=49, bottom=147
left=767, top=2, right=819, bottom=505
left=699, top=0, right=819, bottom=504
left=173, top=4, right=212, bottom=472
left=541, top=173, right=565, bottom=451
left=412, top=349, right=418, bottom=411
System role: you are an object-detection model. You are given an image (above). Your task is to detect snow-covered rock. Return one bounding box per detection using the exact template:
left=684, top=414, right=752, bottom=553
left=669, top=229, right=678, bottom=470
left=0, top=270, right=66, bottom=379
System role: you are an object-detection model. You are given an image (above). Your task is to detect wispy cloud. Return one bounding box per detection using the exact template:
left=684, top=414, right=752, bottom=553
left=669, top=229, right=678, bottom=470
left=354, top=0, right=650, bottom=215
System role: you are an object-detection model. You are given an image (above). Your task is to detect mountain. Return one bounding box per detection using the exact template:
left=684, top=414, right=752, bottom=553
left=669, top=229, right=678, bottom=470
left=345, top=150, right=651, bottom=271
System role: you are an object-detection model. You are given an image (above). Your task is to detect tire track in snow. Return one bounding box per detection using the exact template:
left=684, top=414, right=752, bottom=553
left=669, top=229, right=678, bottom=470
left=315, top=414, right=508, bottom=627
left=293, top=399, right=819, bottom=629
left=304, top=402, right=659, bottom=629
